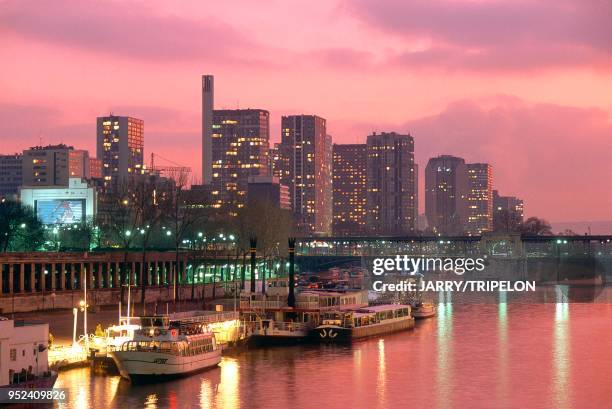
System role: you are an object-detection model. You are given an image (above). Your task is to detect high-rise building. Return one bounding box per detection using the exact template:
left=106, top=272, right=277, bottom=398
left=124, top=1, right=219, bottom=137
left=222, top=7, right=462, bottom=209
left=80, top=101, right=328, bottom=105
left=366, top=132, right=416, bottom=235
left=466, top=163, right=493, bottom=234
left=0, top=154, right=22, bottom=198
left=493, top=190, right=524, bottom=231
left=96, top=115, right=144, bottom=183
left=425, top=155, right=469, bottom=235
left=332, top=144, right=367, bottom=236
left=278, top=115, right=332, bottom=235
left=202, top=75, right=214, bottom=184
left=210, top=109, right=270, bottom=215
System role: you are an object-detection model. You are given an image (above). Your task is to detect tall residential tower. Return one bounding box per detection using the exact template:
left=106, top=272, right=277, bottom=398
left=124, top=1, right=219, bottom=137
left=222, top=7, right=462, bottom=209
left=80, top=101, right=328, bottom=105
left=96, top=115, right=144, bottom=183
left=278, top=115, right=332, bottom=235
left=366, top=132, right=416, bottom=235
left=425, top=155, right=469, bottom=235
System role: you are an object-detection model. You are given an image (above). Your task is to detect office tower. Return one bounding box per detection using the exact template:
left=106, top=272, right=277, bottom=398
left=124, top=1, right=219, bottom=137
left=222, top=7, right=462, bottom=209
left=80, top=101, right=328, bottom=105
left=96, top=115, right=144, bottom=183
left=210, top=109, right=270, bottom=215
left=22, top=144, right=93, bottom=187
left=202, top=74, right=214, bottom=184
left=0, top=154, right=22, bottom=197
left=493, top=190, right=524, bottom=231
left=332, top=144, right=367, bottom=236
left=425, top=155, right=469, bottom=235
left=366, top=132, right=416, bottom=235
left=278, top=115, right=332, bottom=236
left=247, top=176, right=291, bottom=210
left=466, top=163, right=493, bottom=234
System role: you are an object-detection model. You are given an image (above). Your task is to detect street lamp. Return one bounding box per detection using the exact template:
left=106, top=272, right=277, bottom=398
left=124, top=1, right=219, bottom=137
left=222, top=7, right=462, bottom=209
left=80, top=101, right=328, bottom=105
left=125, top=230, right=132, bottom=237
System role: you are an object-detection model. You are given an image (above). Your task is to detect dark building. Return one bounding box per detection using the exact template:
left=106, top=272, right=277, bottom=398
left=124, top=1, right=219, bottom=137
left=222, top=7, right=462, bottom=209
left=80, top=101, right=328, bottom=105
left=210, top=109, right=270, bottom=216
left=332, top=144, right=367, bottom=236
left=366, top=132, right=416, bottom=235
left=247, top=176, right=291, bottom=210
left=425, top=155, right=469, bottom=235
left=22, top=145, right=96, bottom=187
left=96, top=115, right=144, bottom=183
left=493, top=190, right=524, bottom=231
left=0, top=154, right=22, bottom=198
left=277, top=115, right=332, bottom=235
left=466, top=163, right=493, bottom=235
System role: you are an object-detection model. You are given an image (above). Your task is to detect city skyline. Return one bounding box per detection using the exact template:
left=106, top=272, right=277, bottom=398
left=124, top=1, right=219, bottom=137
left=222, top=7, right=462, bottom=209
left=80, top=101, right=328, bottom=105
left=2, top=0, right=612, bottom=222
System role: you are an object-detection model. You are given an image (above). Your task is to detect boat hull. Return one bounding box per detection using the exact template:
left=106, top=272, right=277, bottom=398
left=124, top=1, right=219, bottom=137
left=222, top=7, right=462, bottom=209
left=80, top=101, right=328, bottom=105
left=315, top=317, right=415, bottom=343
left=110, top=350, right=221, bottom=383
left=248, top=332, right=314, bottom=346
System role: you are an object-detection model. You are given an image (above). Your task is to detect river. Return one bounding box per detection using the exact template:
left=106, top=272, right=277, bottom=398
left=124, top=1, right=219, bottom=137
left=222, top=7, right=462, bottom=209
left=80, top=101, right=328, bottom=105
left=53, top=301, right=612, bottom=409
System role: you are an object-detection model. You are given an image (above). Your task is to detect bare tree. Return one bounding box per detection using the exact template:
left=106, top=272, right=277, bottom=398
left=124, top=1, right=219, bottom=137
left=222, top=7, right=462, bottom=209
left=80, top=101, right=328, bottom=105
left=131, top=175, right=166, bottom=314
left=102, top=180, right=139, bottom=306
left=235, top=199, right=294, bottom=292
left=161, top=171, right=210, bottom=308
left=520, top=217, right=553, bottom=236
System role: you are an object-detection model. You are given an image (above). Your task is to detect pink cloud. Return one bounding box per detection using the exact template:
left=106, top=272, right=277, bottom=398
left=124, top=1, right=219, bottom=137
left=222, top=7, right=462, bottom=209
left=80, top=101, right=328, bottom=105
left=346, top=0, right=612, bottom=71
left=0, top=0, right=258, bottom=63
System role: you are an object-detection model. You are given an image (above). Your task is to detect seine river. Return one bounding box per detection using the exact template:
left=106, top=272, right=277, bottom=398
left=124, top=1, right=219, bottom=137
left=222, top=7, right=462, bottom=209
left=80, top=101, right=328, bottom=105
left=54, top=301, right=612, bottom=409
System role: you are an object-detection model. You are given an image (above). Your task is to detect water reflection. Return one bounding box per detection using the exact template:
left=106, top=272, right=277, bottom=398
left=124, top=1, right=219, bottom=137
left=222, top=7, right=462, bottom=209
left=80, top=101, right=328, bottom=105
left=553, top=301, right=571, bottom=409
left=436, top=301, right=453, bottom=409
left=52, top=301, right=611, bottom=409
left=496, top=291, right=508, bottom=404
left=376, top=339, right=387, bottom=407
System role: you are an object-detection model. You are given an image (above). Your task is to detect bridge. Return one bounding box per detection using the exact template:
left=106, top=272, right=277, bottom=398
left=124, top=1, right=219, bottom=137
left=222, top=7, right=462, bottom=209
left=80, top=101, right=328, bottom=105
left=294, top=234, right=612, bottom=283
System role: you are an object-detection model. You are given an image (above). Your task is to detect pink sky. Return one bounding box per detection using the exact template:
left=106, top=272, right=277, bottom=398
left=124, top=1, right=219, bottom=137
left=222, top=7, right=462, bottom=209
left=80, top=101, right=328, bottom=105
left=1, top=0, right=612, bottom=223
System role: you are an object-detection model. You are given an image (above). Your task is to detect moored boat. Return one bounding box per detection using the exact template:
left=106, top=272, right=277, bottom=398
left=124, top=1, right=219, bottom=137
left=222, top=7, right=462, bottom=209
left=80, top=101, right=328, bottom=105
left=411, top=302, right=436, bottom=319
left=110, top=316, right=221, bottom=383
left=315, top=304, right=414, bottom=342
left=241, top=278, right=369, bottom=345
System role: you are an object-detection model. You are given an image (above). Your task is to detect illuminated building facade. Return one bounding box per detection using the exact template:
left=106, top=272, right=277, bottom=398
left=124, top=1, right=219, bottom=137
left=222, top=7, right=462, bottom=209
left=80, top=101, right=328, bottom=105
left=0, top=154, right=22, bottom=198
left=366, top=132, right=416, bottom=235
left=278, top=115, right=332, bottom=235
left=466, top=163, right=493, bottom=234
left=332, top=144, right=367, bottom=236
left=96, top=115, right=144, bottom=183
left=425, top=155, right=469, bottom=235
left=210, top=109, right=270, bottom=215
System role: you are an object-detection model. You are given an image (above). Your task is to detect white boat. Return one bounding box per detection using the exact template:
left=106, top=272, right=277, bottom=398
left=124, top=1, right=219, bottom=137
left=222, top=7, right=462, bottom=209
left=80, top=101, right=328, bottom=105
left=315, top=304, right=415, bottom=342
left=111, top=316, right=221, bottom=383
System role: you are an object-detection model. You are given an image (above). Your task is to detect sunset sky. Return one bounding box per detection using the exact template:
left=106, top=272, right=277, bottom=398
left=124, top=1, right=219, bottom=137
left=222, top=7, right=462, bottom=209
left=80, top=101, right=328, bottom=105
left=1, top=0, right=612, bottom=223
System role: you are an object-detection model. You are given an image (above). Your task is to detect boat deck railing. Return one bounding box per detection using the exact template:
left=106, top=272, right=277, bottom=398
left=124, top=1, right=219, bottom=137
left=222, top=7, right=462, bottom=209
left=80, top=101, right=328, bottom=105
left=252, top=321, right=310, bottom=333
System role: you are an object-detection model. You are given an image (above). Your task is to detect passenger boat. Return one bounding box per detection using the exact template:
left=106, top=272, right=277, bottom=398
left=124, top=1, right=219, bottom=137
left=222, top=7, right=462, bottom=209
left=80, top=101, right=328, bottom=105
left=411, top=302, right=436, bottom=319
left=315, top=304, right=414, bottom=342
left=241, top=282, right=369, bottom=345
left=110, top=316, right=221, bottom=383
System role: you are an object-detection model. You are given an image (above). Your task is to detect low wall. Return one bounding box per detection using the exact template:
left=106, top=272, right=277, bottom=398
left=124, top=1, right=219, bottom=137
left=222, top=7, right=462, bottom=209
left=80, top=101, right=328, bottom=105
left=0, top=283, right=227, bottom=314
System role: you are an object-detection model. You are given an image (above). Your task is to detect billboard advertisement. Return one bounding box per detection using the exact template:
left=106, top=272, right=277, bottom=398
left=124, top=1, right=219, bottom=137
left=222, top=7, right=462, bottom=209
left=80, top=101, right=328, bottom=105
left=35, top=199, right=86, bottom=225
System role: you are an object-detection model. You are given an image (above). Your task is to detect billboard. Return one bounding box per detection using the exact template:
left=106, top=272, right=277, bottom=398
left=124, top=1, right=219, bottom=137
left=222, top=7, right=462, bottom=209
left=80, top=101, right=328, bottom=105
left=35, top=199, right=86, bottom=225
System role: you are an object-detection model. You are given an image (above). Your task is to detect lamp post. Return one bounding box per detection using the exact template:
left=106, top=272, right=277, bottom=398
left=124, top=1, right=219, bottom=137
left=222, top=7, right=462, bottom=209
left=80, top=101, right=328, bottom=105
left=250, top=237, right=257, bottom=293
